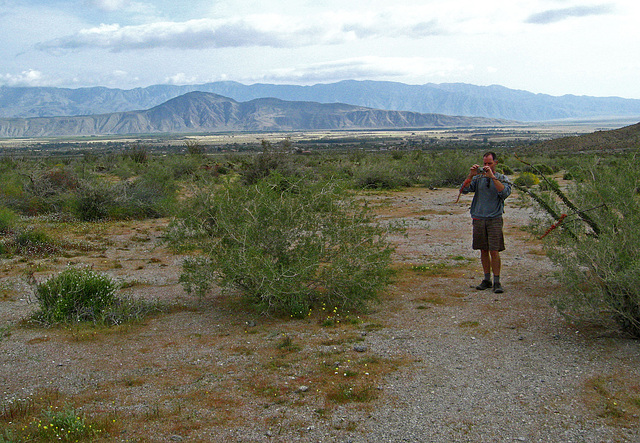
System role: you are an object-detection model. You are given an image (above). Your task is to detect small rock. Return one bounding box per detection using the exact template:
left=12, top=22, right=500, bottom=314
left=169, top=436, right=184, bottom=442
left=353, top=344, right=367, bottom=352
left=299, top=385, right=309, bottom=392
left=245, top=320, right=257, bottom=327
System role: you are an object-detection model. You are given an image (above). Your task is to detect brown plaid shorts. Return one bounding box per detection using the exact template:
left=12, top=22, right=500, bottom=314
left=472, top=217, right=505, bottom=251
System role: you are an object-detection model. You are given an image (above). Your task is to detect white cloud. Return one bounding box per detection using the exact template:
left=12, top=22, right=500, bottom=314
left=0, top=69, right=46, bottom=86
left=34, top=12, right=451, bottom=53
left=86, top=0, right=131, bottom=11
left=525, top=4, right=614, bottom=24
left=164, top=72, right=199, bottom=85
left=251, top=56, right=474, bottom=84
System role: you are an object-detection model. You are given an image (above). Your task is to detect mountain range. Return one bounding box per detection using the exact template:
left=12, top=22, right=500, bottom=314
left=2, top=80, right=640, bottom=122
left=0, top=92, right=507, bottom=138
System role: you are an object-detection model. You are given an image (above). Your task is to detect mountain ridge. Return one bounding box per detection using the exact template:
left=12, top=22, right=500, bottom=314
left=2, top=80, right=640, bottom=122
left=533, top=121, right=640, bottom=152
left=0, top=91, right=509, bottom=137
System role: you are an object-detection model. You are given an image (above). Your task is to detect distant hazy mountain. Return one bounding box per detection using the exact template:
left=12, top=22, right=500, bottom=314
left=0, top=91, right=508, bottom=137
left=2, top=80, right=640, bottom=121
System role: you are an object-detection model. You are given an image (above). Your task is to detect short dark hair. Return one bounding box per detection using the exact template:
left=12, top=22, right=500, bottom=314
left=483, top=151, right=497, bottom=161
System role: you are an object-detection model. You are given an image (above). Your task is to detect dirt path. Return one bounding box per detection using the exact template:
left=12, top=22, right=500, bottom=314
left=1, top=187, right=639, bottom=442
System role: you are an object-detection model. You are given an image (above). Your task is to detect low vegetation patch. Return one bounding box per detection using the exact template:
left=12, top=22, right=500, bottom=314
left=30, top=267, right=161, bottom=326
left=0, top=389, right=114, bottom=443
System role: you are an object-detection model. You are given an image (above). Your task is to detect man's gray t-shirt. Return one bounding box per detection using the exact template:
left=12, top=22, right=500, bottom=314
left=461, top=173, right=511, bottom=219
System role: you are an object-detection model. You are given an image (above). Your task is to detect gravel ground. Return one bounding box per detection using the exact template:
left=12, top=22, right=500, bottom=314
left=1, top=187, right=639, bottom=442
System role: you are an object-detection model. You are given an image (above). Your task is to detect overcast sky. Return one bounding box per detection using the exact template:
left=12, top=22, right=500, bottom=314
left=1, top=0, right=638, bottom=98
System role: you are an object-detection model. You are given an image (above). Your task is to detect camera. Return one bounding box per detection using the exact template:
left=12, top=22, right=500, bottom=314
left=476, top=167, right=486, bottom=174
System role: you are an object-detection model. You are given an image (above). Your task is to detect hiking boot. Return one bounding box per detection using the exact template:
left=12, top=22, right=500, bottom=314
left=493, top=282, right=504, bottom=294
left=475, top=280, right=492, bottom=290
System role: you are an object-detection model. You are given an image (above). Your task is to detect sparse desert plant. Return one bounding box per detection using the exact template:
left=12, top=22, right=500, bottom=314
left=33, top=407, right=103, bottom=441
left=537, top=177, right=560, bottom=191
left=0, top=206, right=18, bottom=234
left=185, top=139, right=205, bottom=156
left=238, top=140, right=303, bottom=185
left=533, top=163, right=554, bottom=175
left=513, top=171, right=539, bottom=188
left=416, top=150, right=472, bottom=188
left=124, top=144, right=149, bottom=164
left=14, top=228, right=59, bottom=255
left=537, top=152, right=640, bottom=337
left=171, top=174, right=395, bottom=317
left=33, top=267, right=118, bottom=324
left=74, top=181, right=114, bottom=221
left=353, top=164, right=411, bottom=190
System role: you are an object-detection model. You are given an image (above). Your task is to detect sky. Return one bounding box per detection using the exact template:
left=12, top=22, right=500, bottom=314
left=1, top=0, right=639, bottom=98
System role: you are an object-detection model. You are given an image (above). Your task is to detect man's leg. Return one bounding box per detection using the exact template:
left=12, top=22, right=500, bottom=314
left=481, top=249, right=491, bottom=274
left=476, top=249, right=492, bottom=290
left=489, top=250, right=501, bottom=276
left=490, top=250, right=503, bottom=293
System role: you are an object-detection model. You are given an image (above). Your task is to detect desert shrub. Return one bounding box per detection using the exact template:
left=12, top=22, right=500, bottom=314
left=499, top=164, right=514, bottom=175
left=354, top=164, right=411, bottom=190
left=14, top=228, right=59, bottom=255
left=164, top=154, right=201, bottom=179
left=74, top=171, right=176, bottom=221
left=170, top=174, right=394, bottom=316
left=0, top=207, right=18, bottom=234
left=513, top=172, right=539, bottom=188
left=74, top=181, right=114, bottom=221
left=533, top=163, right=554, bottom=175
left=44, top=166, right=79, bottom=190
left=418, top=151, right=471, bottom=188
left=108, top=179, right=175, bottom=220
left=538, top=177, right=560, bottom=192
left=123, top=145, right=149, bottom=164
left=540, top=153, right=640, bottom=337
left=238, top=141, right=303, bottom=185
left=0, top=171, right=24, bottom=201
left=33, top=267, right=118, bottom=324
left=185, top=139, right=206, bottom=156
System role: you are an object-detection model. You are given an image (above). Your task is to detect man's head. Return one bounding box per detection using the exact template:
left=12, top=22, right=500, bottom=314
left=483, top=151, right=497, bottom=172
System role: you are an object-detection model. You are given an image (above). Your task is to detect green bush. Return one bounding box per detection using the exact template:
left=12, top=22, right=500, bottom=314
left=513, top=172, right=539, bottom=188
left=74, top=181, right=114, bottom=221
left=417, top=151, right=471, bottom=188
left=538, top=177, right=560, bottom=192
left=75, top=173, right=176, bottom=221
left=542, top=153, right=640, bottom=336
left=14, top=228, right=59, bottom=255
left=33, top=267, right=118, bottom=324
left=533, top=163, right=554, bottom=175
left=354, top=165, right=411, bottom=190
left=170, top=174, right=394, bottom=317
left=0, top=206, right=18, bottom=234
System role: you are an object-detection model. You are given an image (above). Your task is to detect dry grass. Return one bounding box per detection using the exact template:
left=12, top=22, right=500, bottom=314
left=581, top=371, right=640, bottom=426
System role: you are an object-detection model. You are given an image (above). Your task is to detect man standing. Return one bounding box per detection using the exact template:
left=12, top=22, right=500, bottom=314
left=460, top=152, right=512, bottom=293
